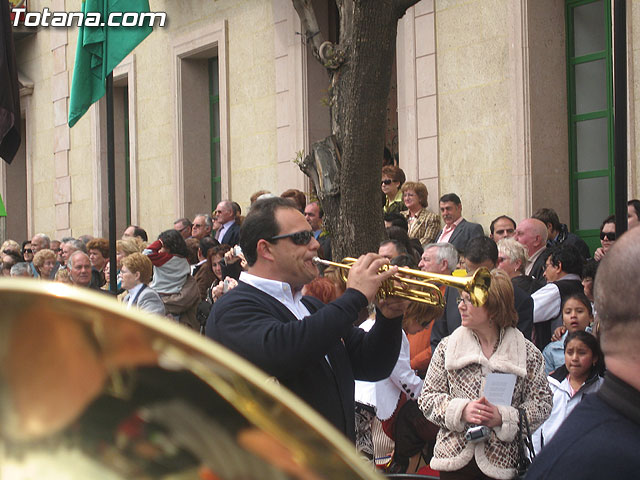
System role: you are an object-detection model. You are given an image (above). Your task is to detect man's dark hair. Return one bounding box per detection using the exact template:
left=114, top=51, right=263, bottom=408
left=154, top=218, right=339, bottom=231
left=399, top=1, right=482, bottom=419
left=240, top=197, right=298, bottom=266
left=231, top=201, right=242, bottom=217
left=548, top=245, right=584, bottom=276
left=158, top=229, right=188, bottom=258
left=583, top=258, right=598, bottom=280
left=489, top=215, right=517, bottom=235
left=533, top=208, right=561, bottom=233
left=199, top=236, right=219, bottom=259
left=380, top=239, right=408, bottom=256
left=390, top=254, right=417, bottom=269
left=464, top=236, right=498, bottom=267
left=129, top=225, right=148, bottom=242
left=383, top=212, right=409, bottom=231
left=439, top=193, right=461, bottom=205
left=628, top=199, right=640, bottom=219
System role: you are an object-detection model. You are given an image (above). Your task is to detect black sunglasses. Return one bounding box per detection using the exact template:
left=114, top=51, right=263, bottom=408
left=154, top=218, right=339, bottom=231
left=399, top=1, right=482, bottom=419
left=381, top=179, right=393, bottom=185
left=267, top=230, right=314, bottom=246
left=23, top=249, right=32, bottom=254
left=600, top=231, right=616, bottom=241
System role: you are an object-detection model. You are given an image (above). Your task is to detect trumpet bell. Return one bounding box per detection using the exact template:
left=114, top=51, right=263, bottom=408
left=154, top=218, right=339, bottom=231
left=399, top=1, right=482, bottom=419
left=0, top=279, right=383, bottom=480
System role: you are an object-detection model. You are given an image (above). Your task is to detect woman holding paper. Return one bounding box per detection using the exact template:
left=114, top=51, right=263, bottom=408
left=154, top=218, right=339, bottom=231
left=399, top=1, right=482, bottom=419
left=418, top=270, right=552, bottom=479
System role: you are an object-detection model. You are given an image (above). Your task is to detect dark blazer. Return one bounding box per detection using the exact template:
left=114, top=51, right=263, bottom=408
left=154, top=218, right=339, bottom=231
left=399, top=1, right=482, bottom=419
left=220, top=222, right=240, bottom=247
left=430, top=284, right=533, bottom=351
left=206, top=283, right=402, bottom=441
left=437, top=218, right=484, bottom=252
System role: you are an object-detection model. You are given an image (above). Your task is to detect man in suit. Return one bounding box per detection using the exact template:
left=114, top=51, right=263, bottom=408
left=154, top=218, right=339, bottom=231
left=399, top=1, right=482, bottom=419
left=436, top=193, right=484, bottom=253
left=213, top=200, right=240, bottom=247
left=206, top=196, right=407, bottom=442
left=514, top=217, right=548, bottom=282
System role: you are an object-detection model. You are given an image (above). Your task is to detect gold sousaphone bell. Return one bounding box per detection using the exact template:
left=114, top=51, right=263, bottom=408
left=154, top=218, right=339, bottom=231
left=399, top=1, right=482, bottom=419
left=313, top=256, right=491, bottom=307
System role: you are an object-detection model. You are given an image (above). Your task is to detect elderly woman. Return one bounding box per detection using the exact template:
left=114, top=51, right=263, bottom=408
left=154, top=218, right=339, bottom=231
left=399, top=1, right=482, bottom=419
left=120, top=253, right=165, bottom=315
left=497, top=237, right=539, bottom=294
left=418, top=270, right=552, bottom=480
left=593, top=214, right=615, bottom=261
left=401, top=181, right=441, bottom=246
left=32, top=248, right=57, bottom=279
left=382, top=165, right=407, bottom=214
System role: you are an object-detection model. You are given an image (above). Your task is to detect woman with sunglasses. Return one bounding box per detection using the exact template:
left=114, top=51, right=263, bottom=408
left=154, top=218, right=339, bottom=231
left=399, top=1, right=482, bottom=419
left=594, top=215, right=615, bottom=261
left=419, top=270, right=552, bottom=480
left=382, top=165, right=408, bottom=214
left=21, top=240, right=34, bottom=263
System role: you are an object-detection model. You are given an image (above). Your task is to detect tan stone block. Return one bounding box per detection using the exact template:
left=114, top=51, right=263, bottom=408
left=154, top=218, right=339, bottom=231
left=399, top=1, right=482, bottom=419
left=55, top=203, right=70, bottom=230
left=418, top=136, right=439, bottom=179
left=416, top=54, right=436, bottom=98
left=53, top=47, right=66, bottom=74
left=415, top=0, right=434, bottom=16
left=277, top=125, right=295, bottom=164
left=53, top=98, right=67, bottom=127
left=49, top=27, right=67, bottom=50
left=275, top=91, right=291, bottom=128
left=56, top=228, right=72, bottom=239
left=52, top=71, right=69, bottom=101
left=415, top=13, right=435, bottom=57
left=272, top=0, right=291, bottom=24
left=55, top=151, right=69, bottom=178
left=423, top=178, right=439, bottom=208
left=275, top=55, right=289, bottom=93
left=54, top=176, right=72, bottom=205
left=54, top=125, right=70, bottom=152
left=51, top=0, right=66, bottom=12
left=435, top=0, right=508, bottom=52
left=417, top=95, right=438, bottom=138
left=274, top=17, right=289, bottom=58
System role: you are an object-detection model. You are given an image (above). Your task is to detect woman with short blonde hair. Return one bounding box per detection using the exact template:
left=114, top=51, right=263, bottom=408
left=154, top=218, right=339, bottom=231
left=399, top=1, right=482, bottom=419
left=400, top=181, right=441, bottom=246
left=33, top=249, right=57, bottom=279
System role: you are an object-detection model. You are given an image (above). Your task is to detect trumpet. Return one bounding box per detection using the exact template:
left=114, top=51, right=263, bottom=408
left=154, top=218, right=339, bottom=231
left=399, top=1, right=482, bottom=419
left=313, top=256, right=491, bottom=307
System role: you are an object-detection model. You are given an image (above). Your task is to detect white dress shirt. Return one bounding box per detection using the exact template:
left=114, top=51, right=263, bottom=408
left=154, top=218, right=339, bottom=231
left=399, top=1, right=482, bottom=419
left=531, top=273, right=582, bottom=324
left=239, top=271, right=311, bottom=320
left=216, top=219, right=236, bottom=243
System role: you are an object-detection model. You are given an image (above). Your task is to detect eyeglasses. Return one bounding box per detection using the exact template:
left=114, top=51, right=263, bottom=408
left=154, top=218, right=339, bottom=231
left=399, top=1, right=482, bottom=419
left=457, top=295, right=473, bottom=306
left=600, top=231, right=616, bottom=241
left=54, top=248, right=62, bottom=253
left=267, top=230, right=314, bottom=246
left=22, top=249, right=32, bottom=254
left=381, top=179, right=393, bottom=186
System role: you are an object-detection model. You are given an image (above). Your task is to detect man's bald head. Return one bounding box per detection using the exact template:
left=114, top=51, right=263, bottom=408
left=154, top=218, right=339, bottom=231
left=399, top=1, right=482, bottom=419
left=514, top=218, right=548, bottom=256
left=595, top=226, right=640, bottom=359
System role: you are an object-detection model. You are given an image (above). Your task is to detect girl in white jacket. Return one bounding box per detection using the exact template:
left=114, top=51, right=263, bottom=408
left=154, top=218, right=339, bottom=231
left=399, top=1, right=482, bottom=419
left=533, top=330, right=604, bottom=453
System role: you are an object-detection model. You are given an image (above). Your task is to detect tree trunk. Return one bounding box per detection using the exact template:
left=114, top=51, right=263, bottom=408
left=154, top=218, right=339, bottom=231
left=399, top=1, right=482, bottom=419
left=295, top=0, right=419, bottom=261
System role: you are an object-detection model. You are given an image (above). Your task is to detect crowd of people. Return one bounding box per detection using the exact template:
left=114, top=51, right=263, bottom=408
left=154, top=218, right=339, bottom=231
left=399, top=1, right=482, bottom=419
left=2, top=169, right=640, bottom=479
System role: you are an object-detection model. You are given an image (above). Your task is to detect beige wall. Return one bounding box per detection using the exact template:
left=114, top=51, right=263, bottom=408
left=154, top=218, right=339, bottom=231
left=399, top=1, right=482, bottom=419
left=7, top=0, right=640, bottom=245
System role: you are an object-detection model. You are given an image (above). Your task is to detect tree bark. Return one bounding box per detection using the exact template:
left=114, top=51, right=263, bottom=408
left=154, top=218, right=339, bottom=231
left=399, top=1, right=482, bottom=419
left=293, top=0, right=419, bottom=261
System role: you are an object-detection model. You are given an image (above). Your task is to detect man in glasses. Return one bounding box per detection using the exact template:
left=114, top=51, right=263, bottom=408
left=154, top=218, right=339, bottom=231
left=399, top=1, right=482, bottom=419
left=206, top=196, right=408, bottom=443
left=173, top=218, right=192, bottom=240
left=531, top=244, right=584, bottom=350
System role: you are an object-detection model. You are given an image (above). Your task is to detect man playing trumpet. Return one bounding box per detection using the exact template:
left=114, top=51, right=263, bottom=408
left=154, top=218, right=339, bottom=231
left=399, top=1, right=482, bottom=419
left=206, top=197, right=408, bottom=442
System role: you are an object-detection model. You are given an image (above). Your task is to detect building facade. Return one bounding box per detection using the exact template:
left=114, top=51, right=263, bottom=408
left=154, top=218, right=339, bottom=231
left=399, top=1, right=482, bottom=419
left=2, top=0, right=638, bottom=252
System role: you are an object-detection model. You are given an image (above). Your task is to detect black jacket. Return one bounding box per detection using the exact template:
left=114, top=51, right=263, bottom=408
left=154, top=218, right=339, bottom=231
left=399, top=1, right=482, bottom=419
left=206, top=282, right=402, bottom=441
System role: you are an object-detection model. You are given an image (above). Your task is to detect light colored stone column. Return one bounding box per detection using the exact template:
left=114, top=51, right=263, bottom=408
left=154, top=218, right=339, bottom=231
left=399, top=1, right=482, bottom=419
left=397, top=0, right=440, bottom=205
left=51, top=0, right=71, bottom=239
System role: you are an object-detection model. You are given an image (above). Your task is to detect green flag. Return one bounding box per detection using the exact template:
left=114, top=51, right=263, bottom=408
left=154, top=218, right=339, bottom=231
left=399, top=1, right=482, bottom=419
left=68, top=0, right=152, bottom=127
left=0, top=193, right=6, bottom=217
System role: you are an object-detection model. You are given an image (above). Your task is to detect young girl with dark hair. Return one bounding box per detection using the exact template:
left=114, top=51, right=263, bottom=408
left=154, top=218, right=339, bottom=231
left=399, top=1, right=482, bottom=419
left=543, top=292, right=594, bottom=374
left=533, top=330, right=604, bottom=453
